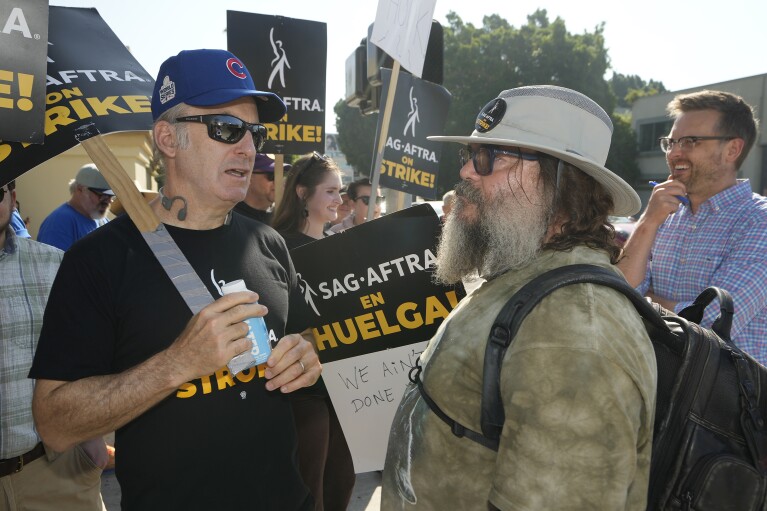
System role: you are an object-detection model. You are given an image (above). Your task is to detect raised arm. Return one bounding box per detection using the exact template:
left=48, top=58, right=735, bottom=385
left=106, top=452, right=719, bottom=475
left=617, top=179, right=686, bottom=287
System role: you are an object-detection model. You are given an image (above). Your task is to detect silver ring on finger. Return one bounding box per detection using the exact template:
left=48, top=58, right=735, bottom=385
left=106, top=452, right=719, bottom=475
left=298, top=360, right=306, bottom=373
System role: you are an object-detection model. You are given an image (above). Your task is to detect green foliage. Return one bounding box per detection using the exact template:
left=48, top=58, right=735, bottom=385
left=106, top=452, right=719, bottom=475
left=333, top=99, right=378, bottom=177
left=609, top=72, right=667, bottom=108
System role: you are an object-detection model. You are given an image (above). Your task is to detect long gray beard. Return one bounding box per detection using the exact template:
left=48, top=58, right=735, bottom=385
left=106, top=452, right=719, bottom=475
left=434, top=181, right=550, bottom=284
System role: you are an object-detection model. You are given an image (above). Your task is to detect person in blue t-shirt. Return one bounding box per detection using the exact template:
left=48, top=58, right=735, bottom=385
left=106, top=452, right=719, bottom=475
left=37, top=164, right=113, bottom=251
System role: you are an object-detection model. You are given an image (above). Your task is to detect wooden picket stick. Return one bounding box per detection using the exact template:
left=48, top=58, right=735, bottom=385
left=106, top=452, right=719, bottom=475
left=273, top=152, right=285, bottom=208
left=74, top=124, right=160, bottom=232
left=367, top=60, right=401, bottom=222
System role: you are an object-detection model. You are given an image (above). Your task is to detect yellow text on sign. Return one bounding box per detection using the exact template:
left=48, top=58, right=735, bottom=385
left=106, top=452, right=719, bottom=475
left=380, top=158, right=435, bottom=188
left=0, top=70, right=34, bottom=111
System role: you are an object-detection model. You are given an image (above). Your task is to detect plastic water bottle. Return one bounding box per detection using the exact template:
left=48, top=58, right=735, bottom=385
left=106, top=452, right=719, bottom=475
left=221, top=279, right=271, bottom=375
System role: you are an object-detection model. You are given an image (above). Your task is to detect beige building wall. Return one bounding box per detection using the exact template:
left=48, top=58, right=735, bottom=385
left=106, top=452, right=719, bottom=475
left=14, top=131, right=155, bottom=238
left=632, top=74, right=767, bottom=207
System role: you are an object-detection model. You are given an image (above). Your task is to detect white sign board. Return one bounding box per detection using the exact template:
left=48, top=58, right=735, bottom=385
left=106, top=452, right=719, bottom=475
left=323, top=341, right=428, bottom=472
left=370, top=0, right=437, bottom=77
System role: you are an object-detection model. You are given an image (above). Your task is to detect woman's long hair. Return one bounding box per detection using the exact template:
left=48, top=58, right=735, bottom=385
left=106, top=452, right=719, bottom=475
left=271, top=152, right=341, bottom=234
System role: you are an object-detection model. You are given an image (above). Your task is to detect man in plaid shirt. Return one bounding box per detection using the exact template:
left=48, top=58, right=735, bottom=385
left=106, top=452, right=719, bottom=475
left=0, top=180, right=106, bottom=510
left=618, top=90, right=767, bottom=364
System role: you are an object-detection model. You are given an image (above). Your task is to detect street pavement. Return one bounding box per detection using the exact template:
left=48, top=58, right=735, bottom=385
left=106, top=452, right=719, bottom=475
left=101, top=470, right=382, bottom=510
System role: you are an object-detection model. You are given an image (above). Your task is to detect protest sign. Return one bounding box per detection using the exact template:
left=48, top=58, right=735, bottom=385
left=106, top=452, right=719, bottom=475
left=227, top=11, right=326, bottom=155
left=0, top=6, right=154, bottom=188
left=377, top=69, right=450, bottom=199
left=289, top=204, right=464, bottom=471
left=0, top=0, right=48, bottom=143
left=370, top=0, right=437, bottom=78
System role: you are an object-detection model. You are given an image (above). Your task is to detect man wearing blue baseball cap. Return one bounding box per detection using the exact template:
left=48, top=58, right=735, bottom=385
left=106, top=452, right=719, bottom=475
left=30, top=49, right=319, bottom=510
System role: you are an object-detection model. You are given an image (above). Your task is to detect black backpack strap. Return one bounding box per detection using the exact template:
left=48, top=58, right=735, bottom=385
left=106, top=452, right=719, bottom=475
left=412, top=264, right=670, bottom=451
left=409, top=359, right=501, bottom=451
left=678, top=286, right=734, bottom=342
left=479, top=264, right=669, bottom=443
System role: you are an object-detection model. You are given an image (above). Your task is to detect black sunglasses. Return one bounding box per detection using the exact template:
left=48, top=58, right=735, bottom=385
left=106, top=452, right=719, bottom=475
left=295, top=151, right=330, bottom=183
left=175, top=114, right=267, bottom=151
left=458, top=145, right=539, bottom=176
left=356, top=195, right=384, bottom=206
left=0, top=187, right=6, bottom=203
left=87, top=187, right=115, bottom=203
left=253, top=172, right=275, bottom=182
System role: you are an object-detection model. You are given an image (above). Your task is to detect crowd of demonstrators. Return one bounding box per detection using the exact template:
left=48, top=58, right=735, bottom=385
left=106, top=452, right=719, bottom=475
left=271, top=152, right=356, bottom=511
left=13, top=45, right=761, bottom=511
left=36, top=164, right=113, bottom=251
left=617, top=90, right=767, bottom=364
left=234, top=152, right=277, bottom=224
left=329, top=178, right=383, bottom=233
left=381, top=86, right=657, bottom=510
left=29, top=49, right=321, bottom=511
left=1, top=181, right=108, bottom=511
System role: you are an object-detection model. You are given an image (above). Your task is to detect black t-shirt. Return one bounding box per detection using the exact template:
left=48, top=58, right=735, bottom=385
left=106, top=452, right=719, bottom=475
left=234, top=201, right=273, bottom=225
left=279, top=231, right=317, bottom=251
left=30, top=213, right=312, bottom=510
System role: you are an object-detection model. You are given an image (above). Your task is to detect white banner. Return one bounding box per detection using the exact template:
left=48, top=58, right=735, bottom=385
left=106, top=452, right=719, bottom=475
left=370, top=0, right=437, bottom=77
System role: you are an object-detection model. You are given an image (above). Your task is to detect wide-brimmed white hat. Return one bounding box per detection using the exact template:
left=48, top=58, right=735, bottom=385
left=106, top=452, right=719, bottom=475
left=429, top=85, right=640, bottom=216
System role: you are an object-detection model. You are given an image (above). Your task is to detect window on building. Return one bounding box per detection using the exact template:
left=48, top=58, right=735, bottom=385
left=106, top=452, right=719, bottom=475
left=638, top=120, right=673, bottom=153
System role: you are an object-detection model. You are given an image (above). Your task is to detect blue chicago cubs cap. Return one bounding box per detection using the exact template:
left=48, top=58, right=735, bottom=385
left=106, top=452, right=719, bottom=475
left=151, top=49, right=287, bottom=123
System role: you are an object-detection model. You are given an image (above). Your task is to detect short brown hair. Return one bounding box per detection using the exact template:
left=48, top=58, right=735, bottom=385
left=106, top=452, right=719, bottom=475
left=346, top=178, right=371, bottom=201
left=667, top=90, right=758, bottom=169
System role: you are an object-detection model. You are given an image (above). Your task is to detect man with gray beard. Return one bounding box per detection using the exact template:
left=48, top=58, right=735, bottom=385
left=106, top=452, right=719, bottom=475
left=382, top=86, right=657, bottom=510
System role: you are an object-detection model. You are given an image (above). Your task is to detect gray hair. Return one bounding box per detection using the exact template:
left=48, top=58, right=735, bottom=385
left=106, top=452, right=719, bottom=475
left=152, top=102, right=191, bottom=167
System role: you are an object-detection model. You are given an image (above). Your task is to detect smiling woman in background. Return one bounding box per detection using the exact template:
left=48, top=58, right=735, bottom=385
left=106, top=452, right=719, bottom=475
left=271, top=152, right=356, bottom=510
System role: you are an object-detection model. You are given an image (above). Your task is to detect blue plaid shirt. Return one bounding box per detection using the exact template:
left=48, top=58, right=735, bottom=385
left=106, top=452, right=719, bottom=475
left=638, top=180, right=767, bottom=364
left=0, top=228, right=62, bottom=458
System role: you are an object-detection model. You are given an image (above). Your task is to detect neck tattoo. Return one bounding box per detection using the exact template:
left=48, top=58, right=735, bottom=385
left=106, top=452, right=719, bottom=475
left=159, top=187, right=188, bottom=221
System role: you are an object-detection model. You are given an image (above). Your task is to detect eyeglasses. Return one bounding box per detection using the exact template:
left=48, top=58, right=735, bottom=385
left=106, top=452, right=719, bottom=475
left=175, top=114, right=267, bottom=151
left=87, top=188, right=115, bottom=203
left=458, top=145, right=539, bottom=176
left=658, top=136, right=735, bottom=154
left=0, top=187, right=7, bottom=203
left=356, top=195, right=384, bottom=206
left=253, top=172, right=275, bottom=182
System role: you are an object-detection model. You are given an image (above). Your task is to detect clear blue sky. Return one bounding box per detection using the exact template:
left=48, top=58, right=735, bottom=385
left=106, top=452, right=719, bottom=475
left=52, top=0, right=767, bottom=132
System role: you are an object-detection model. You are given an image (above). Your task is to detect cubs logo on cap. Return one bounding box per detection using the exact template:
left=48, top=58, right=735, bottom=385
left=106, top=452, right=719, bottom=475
left=151, top=49, right=287, bottom=123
